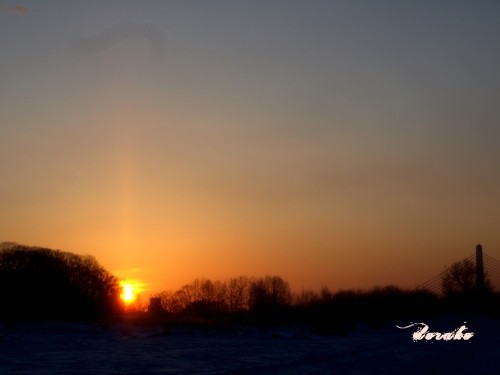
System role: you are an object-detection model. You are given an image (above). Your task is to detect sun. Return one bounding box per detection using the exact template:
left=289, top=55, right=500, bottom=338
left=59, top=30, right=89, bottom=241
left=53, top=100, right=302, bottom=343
left=121, top=284, right=135, bottom=303
left=119, top=280, right=138, bottom=304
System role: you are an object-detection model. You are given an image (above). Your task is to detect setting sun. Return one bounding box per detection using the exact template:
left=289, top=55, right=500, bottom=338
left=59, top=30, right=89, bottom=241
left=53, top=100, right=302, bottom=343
left=120, top=280, right=140, bottom=304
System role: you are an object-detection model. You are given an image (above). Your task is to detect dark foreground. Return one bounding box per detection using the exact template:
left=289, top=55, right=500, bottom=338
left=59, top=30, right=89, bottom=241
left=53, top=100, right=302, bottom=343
left=1, top=315, right=499, bottom=375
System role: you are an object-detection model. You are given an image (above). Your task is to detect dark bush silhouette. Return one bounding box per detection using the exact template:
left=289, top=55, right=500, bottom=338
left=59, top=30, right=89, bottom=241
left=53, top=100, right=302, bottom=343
left=0, top=242, right=122, bottom=321
left=294, top=285, right=441, bottom=334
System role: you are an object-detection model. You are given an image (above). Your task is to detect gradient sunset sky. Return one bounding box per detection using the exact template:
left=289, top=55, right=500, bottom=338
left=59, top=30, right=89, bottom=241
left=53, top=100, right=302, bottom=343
left=1, top=1, right=500, bottom=294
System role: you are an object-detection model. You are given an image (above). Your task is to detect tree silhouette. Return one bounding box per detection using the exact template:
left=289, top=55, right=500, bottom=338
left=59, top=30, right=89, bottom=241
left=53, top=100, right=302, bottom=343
left=0, top=243, right=122, bottom=320
left=441, top=259, right=493, bottom=296
left=249, top=275, right=291, bottom=311
left=227, top=276, right=250, bottom=313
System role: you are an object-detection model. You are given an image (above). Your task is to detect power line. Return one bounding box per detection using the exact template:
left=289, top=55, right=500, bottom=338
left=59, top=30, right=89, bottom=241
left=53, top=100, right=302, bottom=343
left=415, top=253, right=475, bottom=292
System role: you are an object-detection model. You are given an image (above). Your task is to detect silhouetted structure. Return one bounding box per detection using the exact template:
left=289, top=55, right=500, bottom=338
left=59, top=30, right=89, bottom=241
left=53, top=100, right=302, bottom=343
left=148, top=297, right=164, bottom=315
left=416, top=243, right=499, bottom=296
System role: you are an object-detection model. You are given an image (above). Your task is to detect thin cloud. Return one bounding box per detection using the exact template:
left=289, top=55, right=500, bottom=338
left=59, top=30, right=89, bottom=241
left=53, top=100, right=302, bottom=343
left=70, top=21, right=167, bottom=64
left=0, top=4, right=28, bottom=13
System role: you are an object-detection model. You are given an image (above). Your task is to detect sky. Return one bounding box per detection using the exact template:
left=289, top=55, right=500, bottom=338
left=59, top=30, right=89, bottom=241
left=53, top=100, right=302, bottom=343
left=1, top=1, right=500, bottom=294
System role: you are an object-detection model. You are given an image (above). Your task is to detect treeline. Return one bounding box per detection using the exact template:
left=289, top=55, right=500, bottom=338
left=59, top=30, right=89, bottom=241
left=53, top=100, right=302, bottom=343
left=0, top=242, right=122, bottom=321
left=153, top=275, right=500, bottom=332
left=2, top=242, right=499, bottom=328
left=154, top=275, right=291, bottom=317
left=152, top=277, right=439, bottom=329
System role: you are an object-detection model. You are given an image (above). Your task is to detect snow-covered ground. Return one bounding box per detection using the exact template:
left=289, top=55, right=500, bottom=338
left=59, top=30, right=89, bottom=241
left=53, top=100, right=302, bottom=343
left=1, top=315, right=499, bottom=374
